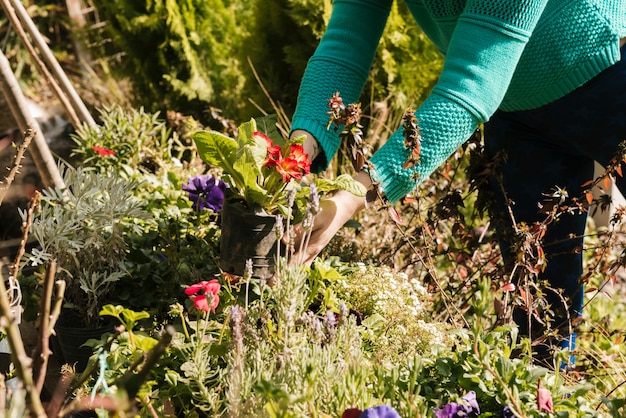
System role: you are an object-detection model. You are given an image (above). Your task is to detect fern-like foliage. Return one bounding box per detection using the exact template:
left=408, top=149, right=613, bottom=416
left=89, top=0, right=251, bottom=119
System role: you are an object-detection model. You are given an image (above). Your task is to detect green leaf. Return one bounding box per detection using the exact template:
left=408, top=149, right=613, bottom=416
left=244, top=186, right=272, bottom=210
left=99, top=304, right=124, bottom=319
left=121, top=309, right=151, bottom=329
left=134, top=334, right=159, bottom=352
left=238, top=132, right=268, bottom=172
left=236, top=119, right=257, bottom=147
left=192, top=130, right=237, bottom=169
left=312, top=260, right=344, bottom=281
left=255, top=114, right=285, bottom=146
left=361, top=313, right=386, bottom=334
left=316, top=174, right=367, bottom=197
left=233, top=146, right=270, bottom=208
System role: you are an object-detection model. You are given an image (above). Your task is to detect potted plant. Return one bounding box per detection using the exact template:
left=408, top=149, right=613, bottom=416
left=191, top=116, right=366, bottom=278
left=23, top=165, right=148, bottom=370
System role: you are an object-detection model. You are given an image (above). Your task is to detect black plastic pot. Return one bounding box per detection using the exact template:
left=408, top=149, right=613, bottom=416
left=54, top=310, right=113, bottom=373
left=219, top=199, right=280, bottom=279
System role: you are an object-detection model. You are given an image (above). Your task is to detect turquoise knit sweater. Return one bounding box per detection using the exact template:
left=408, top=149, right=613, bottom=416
left=291, top=0, right=626, bottom=202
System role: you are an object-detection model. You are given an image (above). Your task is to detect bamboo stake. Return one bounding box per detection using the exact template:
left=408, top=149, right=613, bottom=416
left=1, top=0, right=96, bottom=128
left=0, top=49, right=65, bottom=191
left=0, top=0, right=81, bottom=129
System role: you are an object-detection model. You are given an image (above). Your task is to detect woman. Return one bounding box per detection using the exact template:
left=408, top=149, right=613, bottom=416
left=289, top=0, right=626, bottom=364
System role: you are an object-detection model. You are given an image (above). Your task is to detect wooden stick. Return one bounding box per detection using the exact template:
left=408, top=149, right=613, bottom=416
left=1, top=0, right=96, bottom=128
left=0, top=49, right=65, bottom=191
left=0, top=0, right=82, bottom=129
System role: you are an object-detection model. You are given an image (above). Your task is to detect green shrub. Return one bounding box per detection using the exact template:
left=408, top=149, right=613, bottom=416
left=89, top=0, right=252, bottom=120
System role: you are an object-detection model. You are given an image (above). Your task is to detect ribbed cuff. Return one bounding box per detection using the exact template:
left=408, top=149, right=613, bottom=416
left=369, top=129, right=418, bottom=203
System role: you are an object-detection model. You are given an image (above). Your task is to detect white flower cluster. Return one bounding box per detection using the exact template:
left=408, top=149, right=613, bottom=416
left=337, top=263, right=428, bottom=319
left=333, top=263, right=449, bottom=364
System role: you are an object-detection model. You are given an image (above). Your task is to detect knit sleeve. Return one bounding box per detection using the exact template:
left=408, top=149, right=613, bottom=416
left=290, top=0, right=393, bottom=172
left=371, top=0, right=550, bottom=202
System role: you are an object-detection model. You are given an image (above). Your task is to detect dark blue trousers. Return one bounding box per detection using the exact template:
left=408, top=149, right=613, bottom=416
left=485, top=44, right=626, bottom=351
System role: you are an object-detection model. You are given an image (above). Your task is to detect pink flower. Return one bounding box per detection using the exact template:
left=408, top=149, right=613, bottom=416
left=92, top=145, right=115, bottom=156
left=185, top=279, right=220, bottom=312
left=537, top=379, right=553, bottom=413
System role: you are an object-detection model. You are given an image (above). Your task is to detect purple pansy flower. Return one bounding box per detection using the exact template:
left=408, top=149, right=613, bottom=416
left=435, top=391, right=480, bottom=418
left=182, top=175, right=227, bottom=211
left=359, top=405, right=401, bottom=418
left=501, top=406, right=515, bottom=418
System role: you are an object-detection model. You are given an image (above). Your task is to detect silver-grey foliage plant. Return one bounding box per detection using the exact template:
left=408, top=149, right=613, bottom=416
left=23, top=164, right=149, bottom=327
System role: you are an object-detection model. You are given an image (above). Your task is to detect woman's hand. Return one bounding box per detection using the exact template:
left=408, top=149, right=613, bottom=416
left=290, top=171, right=372, bottom=266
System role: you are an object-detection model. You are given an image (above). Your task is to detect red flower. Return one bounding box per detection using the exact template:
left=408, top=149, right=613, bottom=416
left=92, top=145, right=115, bottom=156
left=275, top=157, right=305, bottom=182
left=256, top=131, right=281, bottom=167
left=185, top=279, right=220, bottom=312
left=288, top=144, right=311, bottom=174
left=256, top=132, right=311, bottom=182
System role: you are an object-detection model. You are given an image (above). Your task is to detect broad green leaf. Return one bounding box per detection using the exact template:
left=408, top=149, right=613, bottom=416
left=361, top=313, right=386, bottom=334
left=134, top=334, right=159, bottom=352
left=312, top=260, right=344, bottom=281
left=234, top=149, right=265, bottom=197
left=238, top=132, right=268, bottom=172
left=121, top=309, right=151, bottom=329
left=99, top=304, right=124, bottom=319
left=192, top=130, right=237, bottom=169
left=255, top=114, right=285, bottom=146
left=236, top=119, right=257, bottom=147
left=245, top=186, right=272, bottom=210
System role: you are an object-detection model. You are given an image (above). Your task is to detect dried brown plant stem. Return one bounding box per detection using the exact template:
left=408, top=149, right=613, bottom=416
left=0, top=263, right=46, bottom=417
left=0, top=129, right=34, bottom=206
left=10, top=188, right=40, bottom=278
left=32, top=261, right=61, bottom=394
left=0, top=0, right=80, bottom=129
left=246, top=57, right=292, bottom=138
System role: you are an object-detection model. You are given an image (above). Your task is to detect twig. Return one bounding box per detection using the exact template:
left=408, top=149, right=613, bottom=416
left=246, top=57, right=291, bottom=138
left=10, top=189, right=40, bottom=279
left=44, top=367, right=74, bottom=417
left=0, top=261, right=46, bottom=417
left=0, top=0, right=82, bottom=129
left=32, top=261, right=59, bottom=394
left=0, top=129, right=34, bottom=206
